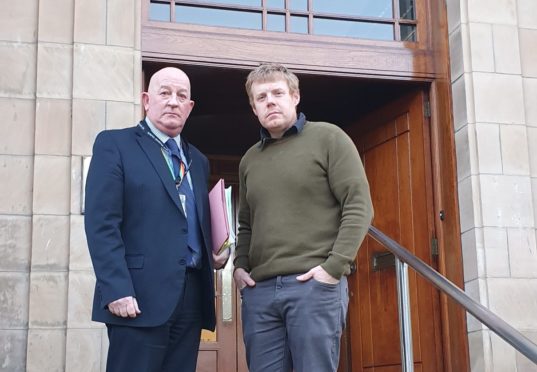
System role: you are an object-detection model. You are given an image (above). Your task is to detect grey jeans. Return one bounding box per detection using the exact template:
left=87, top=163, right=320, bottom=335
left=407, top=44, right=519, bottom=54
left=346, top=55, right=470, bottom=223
left=240, top=274, right=349, bottom=372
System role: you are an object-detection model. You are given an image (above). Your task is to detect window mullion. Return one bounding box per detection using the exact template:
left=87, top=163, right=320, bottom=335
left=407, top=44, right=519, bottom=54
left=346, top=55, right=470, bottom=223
left=171, top=0, right=176, bottom=22
left=308, top=0, right=313, bottom=35
left=393, top=0, right=401, bottom=41
left=147, top=0, right=418, bottom=42
left=285, top=0, right=289, bottom=32
left=262, top=0, right=267, bottom=31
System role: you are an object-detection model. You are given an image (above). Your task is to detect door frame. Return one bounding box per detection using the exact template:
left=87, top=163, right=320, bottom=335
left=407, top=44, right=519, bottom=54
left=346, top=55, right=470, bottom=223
left=140, top=63, right=469, bottom=372
left=140, top=0, right=469, bottom=369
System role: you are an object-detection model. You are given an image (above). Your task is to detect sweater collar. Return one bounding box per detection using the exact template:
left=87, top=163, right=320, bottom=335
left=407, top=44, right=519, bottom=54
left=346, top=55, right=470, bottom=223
left=259, top=112, right=306, bottom=148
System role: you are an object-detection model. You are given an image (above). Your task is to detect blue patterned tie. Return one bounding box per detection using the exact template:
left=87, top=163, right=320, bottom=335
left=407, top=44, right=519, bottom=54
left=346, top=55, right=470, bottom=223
left=165, top=139, right=202, bottom=268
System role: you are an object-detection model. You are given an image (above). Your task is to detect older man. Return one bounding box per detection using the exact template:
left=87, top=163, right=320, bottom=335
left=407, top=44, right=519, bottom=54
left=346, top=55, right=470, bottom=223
left=85, top=67, right=228, bottom=372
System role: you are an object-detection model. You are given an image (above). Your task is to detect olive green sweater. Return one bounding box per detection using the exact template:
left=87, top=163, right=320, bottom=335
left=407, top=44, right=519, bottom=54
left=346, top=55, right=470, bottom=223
left=234, top=121, right=373, bottom=281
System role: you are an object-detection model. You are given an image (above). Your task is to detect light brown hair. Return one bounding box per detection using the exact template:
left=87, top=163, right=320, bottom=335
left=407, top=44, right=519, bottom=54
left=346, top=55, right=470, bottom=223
left=245, top=63, right=300, bottom=105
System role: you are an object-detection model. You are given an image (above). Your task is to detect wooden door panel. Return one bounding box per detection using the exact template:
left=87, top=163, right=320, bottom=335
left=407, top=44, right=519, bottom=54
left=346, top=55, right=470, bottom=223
left=197, top=351, right=217, bottom=372
left=197, top=156, right=246, bottom=372
left=344, top=90, right=443, bottom=371
left=364, top=363, right=424, bottom=372
left=359, top=134, right=402, bottom=366
left=197, top=254, right=238, bottom=372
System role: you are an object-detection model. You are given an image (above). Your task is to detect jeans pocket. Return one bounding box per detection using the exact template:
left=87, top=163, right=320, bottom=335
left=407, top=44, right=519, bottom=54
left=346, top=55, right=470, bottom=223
left=311, top=277, right=339, bottom=289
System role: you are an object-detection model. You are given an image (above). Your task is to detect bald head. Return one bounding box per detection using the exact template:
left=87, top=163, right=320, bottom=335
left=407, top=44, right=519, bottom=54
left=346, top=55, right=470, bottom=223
left=142, top=67, right=195, bottom=137
left=148, top=67, right=191, bottom=94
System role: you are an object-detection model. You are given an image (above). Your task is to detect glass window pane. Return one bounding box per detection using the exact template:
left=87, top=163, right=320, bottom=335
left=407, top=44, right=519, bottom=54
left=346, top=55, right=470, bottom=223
left=400, top=25, right=416, bottom=41
left=290, top=16, right=308, bottom=33
left=313, top=18, right=393, bottom=40
left=149, top=2, right=170, bottom=22
left=267, top=13, right=285, bottom=32
left=175, top=5, right=262, bottom=30
left=192, top=0, right=261, bottom=6
left=313, top=0, right=393, bottom=18
left=289, top=0, right=308, bottom=12
left=266, top=0, right=284, bottom=9
left=399, top=0, right=415, bottom=19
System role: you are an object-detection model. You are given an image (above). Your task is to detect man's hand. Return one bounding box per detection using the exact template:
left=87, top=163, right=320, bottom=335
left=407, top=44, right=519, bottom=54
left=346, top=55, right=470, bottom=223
left=107, top=296, right=141, bottom=318
left=296, top=265, right=339, bottom=284
left=233, top=268, right=256, bottom=290
left=212, top=248, right=231, bottom=269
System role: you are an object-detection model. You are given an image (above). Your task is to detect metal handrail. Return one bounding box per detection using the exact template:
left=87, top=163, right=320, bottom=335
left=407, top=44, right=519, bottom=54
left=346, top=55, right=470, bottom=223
left=368, top=225, right=537, bottom=365
left=395, top=259, right=414, bottom=371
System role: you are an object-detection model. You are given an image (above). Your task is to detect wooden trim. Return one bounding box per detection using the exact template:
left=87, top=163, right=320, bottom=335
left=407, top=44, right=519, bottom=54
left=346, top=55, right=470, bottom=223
left=427, top=0, right=470, bottom=370
left=415, top=0, right=430, bottom=49
left=142, top=22, right=435, bottom=80
left=421, top=88, right=447, bottom=371
left=142, top=0, right=433, bottom=80
left=143, top=17, right=420, bottom=48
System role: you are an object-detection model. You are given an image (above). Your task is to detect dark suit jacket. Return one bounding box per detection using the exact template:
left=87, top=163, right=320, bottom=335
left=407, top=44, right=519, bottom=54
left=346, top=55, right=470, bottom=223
left=84, top=121, right=216, bottom=330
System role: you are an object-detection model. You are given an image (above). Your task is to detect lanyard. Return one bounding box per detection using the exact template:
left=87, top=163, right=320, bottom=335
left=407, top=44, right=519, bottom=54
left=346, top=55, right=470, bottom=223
left=137, top=121, right=192, bottom=188
left=138, top=120, right=171, bottom=152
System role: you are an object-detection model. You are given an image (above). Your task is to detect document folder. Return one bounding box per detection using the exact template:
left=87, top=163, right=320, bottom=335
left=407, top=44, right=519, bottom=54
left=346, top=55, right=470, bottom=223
left=209, top=179, right=234, bottom=254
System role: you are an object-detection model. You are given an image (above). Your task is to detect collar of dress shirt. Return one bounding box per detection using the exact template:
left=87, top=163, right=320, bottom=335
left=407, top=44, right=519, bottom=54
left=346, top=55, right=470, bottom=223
left=144, top=117, right=183, bottom=151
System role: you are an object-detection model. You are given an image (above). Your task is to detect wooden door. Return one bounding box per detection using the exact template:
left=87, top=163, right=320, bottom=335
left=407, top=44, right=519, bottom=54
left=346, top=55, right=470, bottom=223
left=196, top=156, right=248, bottom=372
left=342, top=90, right=444, bottom=371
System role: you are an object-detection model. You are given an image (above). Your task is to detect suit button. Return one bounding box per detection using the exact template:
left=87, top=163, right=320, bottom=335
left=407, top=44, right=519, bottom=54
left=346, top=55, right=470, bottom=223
left=181, top=228, right=187, bottom=233
left=179, top=259, right=186, bottom=265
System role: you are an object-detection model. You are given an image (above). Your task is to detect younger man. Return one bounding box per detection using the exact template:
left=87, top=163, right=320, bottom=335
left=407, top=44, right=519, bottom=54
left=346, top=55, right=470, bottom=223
left=233, top=63, right=373, bottom=372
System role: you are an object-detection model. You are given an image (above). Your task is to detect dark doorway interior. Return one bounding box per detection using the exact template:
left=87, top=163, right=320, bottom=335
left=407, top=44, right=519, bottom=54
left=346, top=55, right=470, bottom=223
left=142, top=61, right=439, bottom=372
left=143, top=62, right=425, bottom=156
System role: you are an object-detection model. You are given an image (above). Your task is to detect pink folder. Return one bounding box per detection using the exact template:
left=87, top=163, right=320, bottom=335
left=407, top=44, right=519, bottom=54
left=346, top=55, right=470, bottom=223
left=209, top=179, right=230, bottom=254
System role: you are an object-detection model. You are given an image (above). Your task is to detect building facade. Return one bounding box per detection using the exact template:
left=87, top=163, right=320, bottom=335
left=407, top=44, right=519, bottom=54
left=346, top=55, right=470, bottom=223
left=0, top=0, right=536, bottom=371
left=449, top=0, right=537, bottom=370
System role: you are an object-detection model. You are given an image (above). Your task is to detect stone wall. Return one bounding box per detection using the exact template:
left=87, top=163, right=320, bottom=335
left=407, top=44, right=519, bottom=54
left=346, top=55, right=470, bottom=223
left=0, top=1, right=141, bottom=371
left=447, top=0, right=537, bottom=370
left=2, top=0, right=537, bottom=371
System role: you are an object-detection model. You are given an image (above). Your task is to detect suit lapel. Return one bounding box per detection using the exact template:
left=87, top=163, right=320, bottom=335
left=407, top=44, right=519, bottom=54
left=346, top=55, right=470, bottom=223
left=135, top=124, right=185, bottom=216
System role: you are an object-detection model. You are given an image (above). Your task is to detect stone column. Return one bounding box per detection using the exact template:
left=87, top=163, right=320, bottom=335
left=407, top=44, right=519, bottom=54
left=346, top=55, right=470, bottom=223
left=0, top=2, right=38, bottom=371
left=447, top=0, right=537, bottom=370
left=65, top=0, right=141, bottom=371
left=0, top=1, right=142, bottom=371
left=25, top=0, right=74, bottom=370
